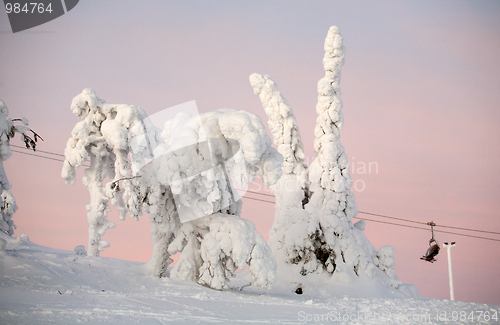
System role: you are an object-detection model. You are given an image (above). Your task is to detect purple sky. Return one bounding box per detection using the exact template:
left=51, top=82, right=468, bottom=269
left=1, top=1, right=499, bottom=305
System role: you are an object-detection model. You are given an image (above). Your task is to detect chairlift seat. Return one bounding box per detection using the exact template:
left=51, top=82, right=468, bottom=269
left=421, top=243, right=440, bottom=263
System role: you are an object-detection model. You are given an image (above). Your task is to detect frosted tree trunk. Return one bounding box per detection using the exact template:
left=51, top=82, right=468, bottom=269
left=149, top=222, right=175, bottom=277
left=197, top=214, right=276, bottom=290
left=147, top=187, right=178, bottom=277
left=170, top=230, right=202, bottom=282
left=109, top=147, right=140, bottom=221
left=0, top=162, right=16, bottom=236
left=84, top=150, right=115, bottom=257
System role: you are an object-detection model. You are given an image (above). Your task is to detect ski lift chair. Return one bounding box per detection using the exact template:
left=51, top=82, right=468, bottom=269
left=421, top=221, right=440, bottom=263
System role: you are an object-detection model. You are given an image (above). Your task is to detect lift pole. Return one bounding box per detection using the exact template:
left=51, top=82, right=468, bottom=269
left=443, top=242, right=456, bottom=300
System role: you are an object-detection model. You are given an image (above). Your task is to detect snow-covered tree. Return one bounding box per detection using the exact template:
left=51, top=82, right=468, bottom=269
left=250, top=26, right=401, bottom=291
left=62, top=89, right=160, bottom=257
left=62, top=88, right=282, bottom=290
left=249, top=73, right=317, bottom=281
left=136, top=109, right=282, bottom=290
left=0, top=100, right=42, bottom=236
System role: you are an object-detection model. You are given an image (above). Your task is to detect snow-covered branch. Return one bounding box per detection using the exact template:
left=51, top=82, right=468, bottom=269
left=0, top=100, right=42, bottom=236
left=249, top=73, right=308, bottom=188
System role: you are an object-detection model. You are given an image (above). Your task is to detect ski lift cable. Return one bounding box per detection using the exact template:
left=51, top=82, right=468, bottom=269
left=11, top=144, right=66, bottom=158
left=242, top=190, right=500, bottom=234
left=11, top=149, right=67, bottom=163
left=351, top=216, right=429, bottom=231
left=10, top=148, right=500, bottom=238
left=10, top=149, right=90, bottom=167
left=240, top=192, right=500, bottom=236
left=357, top=212, right=500, bottom=235
left=241, top=193, right=500, bottom=243
left=246, top=190, right=275, bottom=198
left=432, top=223, right=500, bottom=235
left=357, top=211, right=426, bottom=225
left=241, top=196, right=500, bottom=242
left=352, top=216, right=500, bottom=242
left=241, top=195, right=276, bottom=204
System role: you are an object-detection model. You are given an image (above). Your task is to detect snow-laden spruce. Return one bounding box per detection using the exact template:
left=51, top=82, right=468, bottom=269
left=62, top=90, right=281, bottom=290
left=0, top=100, right=41, bottom=236
left=249, top=73, right=316, bottom=282
left=136, top=109, right=282, bottom=290
left=61, top=89, right=161, bottom=257
left=250, top=26, right=402, bottom=292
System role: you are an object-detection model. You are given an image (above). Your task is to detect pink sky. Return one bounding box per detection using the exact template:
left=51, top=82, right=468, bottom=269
left=1, top=1, right=499, bottom=305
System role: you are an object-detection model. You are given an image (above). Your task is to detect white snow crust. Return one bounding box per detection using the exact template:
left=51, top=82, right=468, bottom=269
left=0, top=233, right=497, bottom=325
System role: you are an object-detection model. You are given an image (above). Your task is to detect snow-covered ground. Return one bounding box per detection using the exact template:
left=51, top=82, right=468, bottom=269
left=0, top=232, right=498, bottom=324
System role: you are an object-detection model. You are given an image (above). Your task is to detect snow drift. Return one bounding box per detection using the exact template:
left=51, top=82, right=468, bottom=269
left=1, top=232, right=496, bottom=324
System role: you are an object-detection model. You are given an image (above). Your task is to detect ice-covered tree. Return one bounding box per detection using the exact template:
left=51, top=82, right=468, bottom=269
left=0, top=100, right=42, bottom=236
left=136, top=109, right=282, bottom=290
left=251, top=26, right=401, bottom=291
left=249, top=73, right=317, bottom=281
left=62, top=88, right=160, bottom=257
left=62, top=88, right=281, bottom=290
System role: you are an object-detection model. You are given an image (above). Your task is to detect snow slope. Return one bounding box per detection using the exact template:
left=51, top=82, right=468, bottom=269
left=0, top=233, right=498, bottom=324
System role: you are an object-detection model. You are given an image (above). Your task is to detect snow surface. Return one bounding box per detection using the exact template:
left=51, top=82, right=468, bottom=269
left=1, top=233, right=498, bottom=324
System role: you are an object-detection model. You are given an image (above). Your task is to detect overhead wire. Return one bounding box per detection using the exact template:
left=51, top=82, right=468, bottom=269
left=241, top=190, right=500, bottom=236
left=239, top=195, right=500, bottom=242
left=11, top=144, right=65, bottom=158
left=246, top=190, right=274, bottom=198
left=357, top=211, right=425, bottom=225
left=10, top=145, right=500, bottom=241
left=356, top=211, right=500, bottom=236
left=432, top=223, right=500, bottom=236
left=351, top=216, right=500, bottom=242
left=241, top=195, right=275, bottom=204
left=10, top=146, right=90, bottom=167
left=11, top=149, right=67, bottom=164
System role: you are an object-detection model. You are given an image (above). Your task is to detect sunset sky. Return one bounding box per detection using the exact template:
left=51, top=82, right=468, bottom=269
left=1, top=1, right=499, bottom=305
